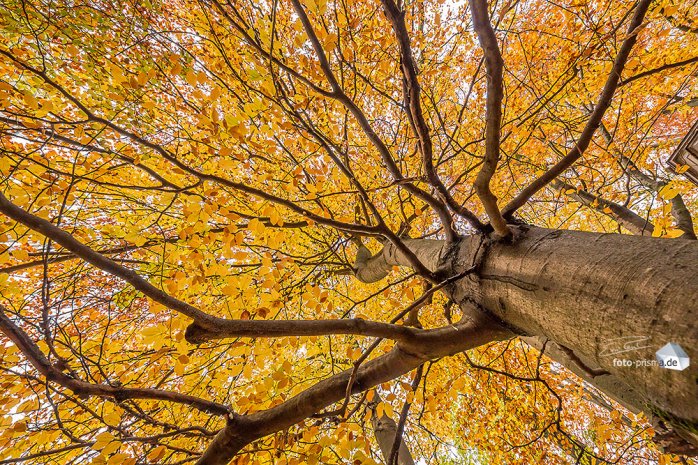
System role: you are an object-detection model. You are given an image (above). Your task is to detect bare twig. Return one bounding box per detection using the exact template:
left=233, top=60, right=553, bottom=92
left=0, top=304, right=230, bottom=415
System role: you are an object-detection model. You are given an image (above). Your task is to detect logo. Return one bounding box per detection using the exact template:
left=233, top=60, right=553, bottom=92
left=601, top=337, right=692, bottom=370
left=655, top=342, right=690, bottom=371
left=599, top=335, right=652, bottom=357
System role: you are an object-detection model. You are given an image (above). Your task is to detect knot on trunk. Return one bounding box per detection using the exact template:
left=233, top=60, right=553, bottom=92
left=185, top=323, right=210, bottom=344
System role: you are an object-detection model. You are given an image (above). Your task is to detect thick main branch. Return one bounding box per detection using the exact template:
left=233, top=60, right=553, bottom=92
left=469, top=0, right=511, bottom=237
left=195, top=319, right=509, bottom=465
left=354, top=239, right=445, bottom=283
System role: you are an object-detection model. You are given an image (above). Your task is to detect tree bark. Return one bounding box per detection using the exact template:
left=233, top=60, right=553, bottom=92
left=453, top=227, right=698, bottom=452
left=370, top=394, right=416, bottom=465
left=194, top=323, right=509, bottom=465
left=551, top=178, right=654, bottom=236
left=359, top=227, right=698, bottom=453
left=355, top=239, right=445, bottom=283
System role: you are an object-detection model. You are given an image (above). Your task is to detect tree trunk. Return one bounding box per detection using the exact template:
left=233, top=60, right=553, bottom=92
left=359, top=226, right=698, bottom=453
left=370, top=394, right=416, bottom=465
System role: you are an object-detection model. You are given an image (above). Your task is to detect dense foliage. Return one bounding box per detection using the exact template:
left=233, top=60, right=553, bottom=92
left=0, top=0, right=696, bottom=463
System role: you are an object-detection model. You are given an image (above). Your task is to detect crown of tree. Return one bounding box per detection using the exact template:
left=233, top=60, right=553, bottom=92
left=0, top=0, right=696, bottom=464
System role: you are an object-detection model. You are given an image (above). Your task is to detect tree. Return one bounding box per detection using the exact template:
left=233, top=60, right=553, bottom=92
left=0, top=0, right=696, bottom=463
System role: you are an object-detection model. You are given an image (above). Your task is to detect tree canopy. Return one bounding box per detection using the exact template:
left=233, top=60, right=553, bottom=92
left=0, top=0, right=696, bottom=463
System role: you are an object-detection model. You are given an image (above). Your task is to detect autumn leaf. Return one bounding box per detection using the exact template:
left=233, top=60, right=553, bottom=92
left=0, top=0, right=695, bottom=464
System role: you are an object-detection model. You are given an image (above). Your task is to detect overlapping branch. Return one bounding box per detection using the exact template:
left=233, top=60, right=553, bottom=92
left=619, top=56, right=698, bottom=87
left=552, top=179, right=654, bottom=236
left=0, top=192, right=443, bottom=344
left=0, top=217, right=308, bottom=275
left=380, top=0, right=485, bottom=233
left=0, top=304, right=230, bottom=415
left=502, top=0, right=653, bottom=217
left=598, top=123, right=696, bottom=239
left=0, top=49, right=378, bottom=238
left=468, top=0, right=511, bottom=237
left=287, top=0, right=463, bottom=242
left=0, top=191, right=511, bottom=464
left=194, top=319, right=509, bottom=465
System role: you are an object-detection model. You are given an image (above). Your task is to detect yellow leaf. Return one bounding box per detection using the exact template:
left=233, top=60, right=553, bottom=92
left=247, top=218, right=266, bottom=236
left=186, top=70, right=198, bottom=87
left=383, top=402, right=394, bottom=418
left=12, top=421, right=27, bottom=432
left=11, top=249, right=29, bottom=261
left=125, top=233, right=147, bottom=246
left=174, top=360, right=185, bottom=376
left=23, top=92, right=39, bottom=110
left=107, top=453, right=129, bottom=465
left=102, top=440, right=120, bottom=456
left=148, top=445, right=167, bottom=461
left=228, top=123, right=247, bottom=140
left=104, top=409, right=122, bottom=426
left=663, top=5, right=678, bottom=16
left=658, top=183, right=679, bottom=200
left=222, top=283, right=237, bottom=296
left=92, top=432, right=114, bottom=451
left=665, top=229, right=685, bottom=238
left=66, top=44, right=80, bottom=56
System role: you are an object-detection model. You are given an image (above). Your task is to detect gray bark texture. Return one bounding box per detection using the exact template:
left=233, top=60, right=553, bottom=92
left=359, top=225, right=698, bottom=454
left=193, top=225, right=698, bottom=464
left=370, top=394, right=416, bottom=465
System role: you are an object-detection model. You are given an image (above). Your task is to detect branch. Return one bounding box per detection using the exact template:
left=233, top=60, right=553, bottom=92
left=191, top=269, right=483, bottom=344
left=0, top=191, right=211, bottom=323
left=0, top=304, right=229, bottom=415
left=184, top=318, right=420, bottom=344
left=0, top=115, right=184, bottom=191
left=0, top=49, right=377, bottom=238
left=0, top=192, right=428, bottom=343
left=552, top=179, right=654, bottom=236
left=370, top=393, right=416, bottom=465
left=380, top=0, right=485, bottom=233
left=2, top=198, right=510, bottom=465
left=469, top=0, right=511, bottom=237
left=387, top=365, right=422, bottom=465
left=208, top=0, right=337, bottom=97
left=318, top=275, right=461, bottom=419
left=0, top=219, right=308, bottom=274
left=354, top=239, right=445, bottom=283
left=194, top=319, right=510, bottom=465
left=289, top=0, right=462, bottom=241
left=598, top=123, right=697, bottom=239
left=619, top=56, right=698, bottom=87
left=501, top=0, right=653, bottom=217
left=521, top=335, right=643, bottom=416
left=667, top=195, right=697, bottom=240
